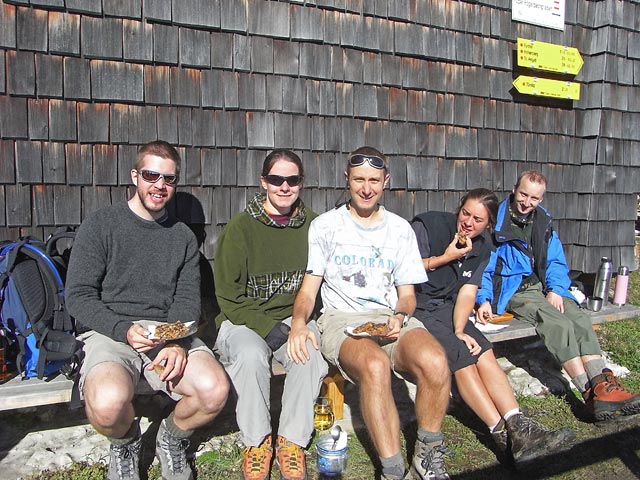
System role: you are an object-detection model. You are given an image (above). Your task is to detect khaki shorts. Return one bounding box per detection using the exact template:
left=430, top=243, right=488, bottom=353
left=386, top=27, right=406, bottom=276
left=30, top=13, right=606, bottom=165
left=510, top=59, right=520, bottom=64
left=78, top=326, right=213, bottom=401
left=316, top=308, right=426, bottom=383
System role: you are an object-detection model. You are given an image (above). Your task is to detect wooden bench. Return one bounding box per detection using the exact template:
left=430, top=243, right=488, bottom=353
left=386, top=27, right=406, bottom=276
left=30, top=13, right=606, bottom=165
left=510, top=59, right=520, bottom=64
left=482, top=303, right=640, bottom=343
left=0, top=359, right=348, bottom=420
left=2, top=303, right=639, bottom=415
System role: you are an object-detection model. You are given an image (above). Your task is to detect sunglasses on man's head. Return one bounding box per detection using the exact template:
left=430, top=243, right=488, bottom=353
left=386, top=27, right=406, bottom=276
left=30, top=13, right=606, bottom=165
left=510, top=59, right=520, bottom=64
left=348, top=154, right=386, bottom=170
left=264, top=174, right=304, bottom=187
left=137, top=169, right=179, bottom=185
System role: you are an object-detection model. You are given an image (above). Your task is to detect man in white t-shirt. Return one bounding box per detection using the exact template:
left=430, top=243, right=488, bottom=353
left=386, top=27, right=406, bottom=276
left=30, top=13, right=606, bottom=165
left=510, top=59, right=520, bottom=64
left=288, top=147, right=451, bottom=480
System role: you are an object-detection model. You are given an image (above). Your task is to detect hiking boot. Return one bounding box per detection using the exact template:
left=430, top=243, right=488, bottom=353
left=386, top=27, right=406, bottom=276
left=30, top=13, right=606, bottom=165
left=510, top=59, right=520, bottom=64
left=505, top=413, right=576, bottom=463
left=408, top=439, right=451, bottom=480
left=490, top=418, right=508, bottom=455
left=155, top=419, right=193, bottom=480
left=382, top=471, right=410, bottom=480
left=242, top=435, right=273, bottom=480
left=276, top=435, right=307, bottom=480
left=586, top=370, right=640, bottom=421
left=107, top=437, right=142, bottom=480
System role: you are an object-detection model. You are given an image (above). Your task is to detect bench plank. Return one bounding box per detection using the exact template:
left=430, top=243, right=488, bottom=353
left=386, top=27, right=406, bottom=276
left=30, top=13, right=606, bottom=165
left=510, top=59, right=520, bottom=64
left=0, top=374, right=74, bottom=410
left=484, top=303, right=640, bottom=343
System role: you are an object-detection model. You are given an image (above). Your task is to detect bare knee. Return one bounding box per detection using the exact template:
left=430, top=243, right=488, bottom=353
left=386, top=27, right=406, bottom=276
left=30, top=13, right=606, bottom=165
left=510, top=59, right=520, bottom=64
left=413, top=344, right=450, bottom=389
left=84, top=378, right=134, bottom=429
left=354, top=352, right=392, bottom=388
left=197, top=374, right=230, bottom=415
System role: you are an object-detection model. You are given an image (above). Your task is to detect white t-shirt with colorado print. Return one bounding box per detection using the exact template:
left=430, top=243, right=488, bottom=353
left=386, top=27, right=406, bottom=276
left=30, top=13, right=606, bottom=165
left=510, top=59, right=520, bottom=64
left=306, top=204, right=428, bottom=312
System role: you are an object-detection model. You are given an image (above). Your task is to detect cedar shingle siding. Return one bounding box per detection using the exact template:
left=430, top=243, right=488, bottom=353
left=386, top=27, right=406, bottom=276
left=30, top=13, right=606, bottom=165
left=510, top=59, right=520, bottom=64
left=0, top=0, right=639, bottom=273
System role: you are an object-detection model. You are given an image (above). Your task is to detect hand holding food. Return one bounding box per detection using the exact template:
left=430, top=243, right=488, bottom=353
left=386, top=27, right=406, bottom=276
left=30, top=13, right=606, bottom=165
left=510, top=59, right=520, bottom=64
left=455, top=231, right=468, bottom=248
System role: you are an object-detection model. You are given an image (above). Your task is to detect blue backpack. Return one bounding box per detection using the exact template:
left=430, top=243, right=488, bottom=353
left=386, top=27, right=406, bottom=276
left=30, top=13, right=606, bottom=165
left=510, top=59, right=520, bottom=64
left=0, top=234, right=79, bottom=379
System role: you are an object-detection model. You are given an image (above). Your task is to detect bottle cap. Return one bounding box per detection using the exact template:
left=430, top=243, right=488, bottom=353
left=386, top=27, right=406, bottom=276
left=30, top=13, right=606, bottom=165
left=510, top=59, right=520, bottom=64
left=618, top=266, right=629, bottom=275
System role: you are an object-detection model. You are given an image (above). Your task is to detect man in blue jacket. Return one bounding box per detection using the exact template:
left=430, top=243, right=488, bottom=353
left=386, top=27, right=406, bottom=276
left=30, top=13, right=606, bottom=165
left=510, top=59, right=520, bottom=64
left=476, top=170, right=639, bottom=422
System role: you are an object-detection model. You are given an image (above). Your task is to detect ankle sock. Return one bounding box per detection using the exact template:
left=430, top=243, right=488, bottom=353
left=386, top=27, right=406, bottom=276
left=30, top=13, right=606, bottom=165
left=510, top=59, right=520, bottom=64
left=165, top=412, right=194, bottom=439
left=585, top=358, right=607, bottom=382
left=417, top=429, right=444, bottom=448
left=109, top=420, right=141, bottom=446
left=489, top=419, right=504, bottom=433
left=571, top=373, right=589, bottom=393
left=503, top=408, right=520, bottom=421
left=380, top=453, right=405, bottom=478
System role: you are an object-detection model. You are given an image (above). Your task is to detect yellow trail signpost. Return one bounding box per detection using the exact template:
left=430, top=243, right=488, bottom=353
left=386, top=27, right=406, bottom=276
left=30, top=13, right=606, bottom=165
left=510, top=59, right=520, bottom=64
left=513, top=75, right=581, bottom=100
left=517, top=37, right=584, bottom=75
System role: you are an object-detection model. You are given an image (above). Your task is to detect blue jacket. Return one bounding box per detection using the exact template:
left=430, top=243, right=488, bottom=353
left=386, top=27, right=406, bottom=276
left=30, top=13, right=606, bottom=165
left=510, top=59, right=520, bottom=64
left=476, top=197, right=575, bottom=314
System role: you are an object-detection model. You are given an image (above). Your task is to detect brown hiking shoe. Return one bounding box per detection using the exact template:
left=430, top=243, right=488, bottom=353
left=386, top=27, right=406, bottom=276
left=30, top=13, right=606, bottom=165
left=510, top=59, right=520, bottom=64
left=505, top=413, right=576, bottom=463
left=490, top=418, right=508, bottom=455
left=587, top=369, right=640, bottom=421
left=242, top=435, right=273, bottom=480
left=276, top=435, right=307, bottom=480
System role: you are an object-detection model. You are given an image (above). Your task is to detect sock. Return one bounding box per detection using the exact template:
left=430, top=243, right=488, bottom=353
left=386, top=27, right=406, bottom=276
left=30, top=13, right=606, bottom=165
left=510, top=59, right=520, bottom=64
left=165, top=412, right=194, bottom=439
left=503, top=408, right=520, bottom=421
left=109, top=420, right=141, bottom=446
left=585, top=358, right=607, bottom=382
left=380, top=453, right=405, bottom=478
left=489, top=420, right=503, bottom=432
left=571, top=373, right=589, bottom=393
left=417, top=429, right=444, bottom=448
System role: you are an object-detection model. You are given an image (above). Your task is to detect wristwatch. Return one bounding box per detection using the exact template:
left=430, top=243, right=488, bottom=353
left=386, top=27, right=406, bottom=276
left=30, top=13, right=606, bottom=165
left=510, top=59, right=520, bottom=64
left=393, top=311, right=411, bottom=327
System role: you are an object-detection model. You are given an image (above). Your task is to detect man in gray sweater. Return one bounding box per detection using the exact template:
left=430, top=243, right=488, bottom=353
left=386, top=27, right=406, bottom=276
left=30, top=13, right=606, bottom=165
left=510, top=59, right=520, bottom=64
left=66, top=141, right=229, bottom=480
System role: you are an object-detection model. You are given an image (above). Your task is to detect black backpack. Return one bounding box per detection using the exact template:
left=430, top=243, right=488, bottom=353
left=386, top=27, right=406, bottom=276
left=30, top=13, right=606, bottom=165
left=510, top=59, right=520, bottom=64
left=0, top=232, right=80, bottom=380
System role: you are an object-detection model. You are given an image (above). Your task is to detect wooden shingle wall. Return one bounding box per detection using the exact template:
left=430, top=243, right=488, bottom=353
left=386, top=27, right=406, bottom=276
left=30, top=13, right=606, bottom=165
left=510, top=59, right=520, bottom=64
left=0, top=0, right=639, bottom=272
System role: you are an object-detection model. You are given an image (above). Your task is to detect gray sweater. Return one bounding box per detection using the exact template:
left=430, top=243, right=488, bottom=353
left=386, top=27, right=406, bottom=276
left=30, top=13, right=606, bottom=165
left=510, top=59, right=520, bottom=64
left=66, top=203, right=201, bottom=343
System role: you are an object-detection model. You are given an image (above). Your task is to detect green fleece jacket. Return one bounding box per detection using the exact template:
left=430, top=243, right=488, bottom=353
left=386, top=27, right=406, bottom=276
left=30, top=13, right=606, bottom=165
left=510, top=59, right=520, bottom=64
left=214, top=193, right=316, bottom=338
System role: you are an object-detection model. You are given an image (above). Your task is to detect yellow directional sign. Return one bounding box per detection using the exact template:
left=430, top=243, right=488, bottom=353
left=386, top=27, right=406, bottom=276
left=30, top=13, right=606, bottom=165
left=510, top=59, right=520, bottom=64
left=513, top=75, right=581, bottom=100
left=517, top=37, right=584, bottom=75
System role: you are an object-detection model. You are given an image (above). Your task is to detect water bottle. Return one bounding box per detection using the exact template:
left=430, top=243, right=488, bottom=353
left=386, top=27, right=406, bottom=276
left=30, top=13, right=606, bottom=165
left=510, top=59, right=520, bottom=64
left=612, top=266, right=630, bottom=306
left=593, top=257, right=613, bottom=305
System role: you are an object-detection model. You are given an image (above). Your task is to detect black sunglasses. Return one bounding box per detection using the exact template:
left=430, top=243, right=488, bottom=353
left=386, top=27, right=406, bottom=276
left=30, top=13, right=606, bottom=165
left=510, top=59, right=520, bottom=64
left=264, top=174, right=303, bottom=187
left=348, top=154, right=386, bottom=170
left=137, top=169, right=179, bottom=185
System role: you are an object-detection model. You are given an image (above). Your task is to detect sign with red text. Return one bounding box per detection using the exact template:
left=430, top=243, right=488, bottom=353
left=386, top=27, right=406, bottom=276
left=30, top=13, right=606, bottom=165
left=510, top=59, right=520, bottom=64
left=517, top=38, right=584, bottom=75
left=513, top=75, right=580, bottom=100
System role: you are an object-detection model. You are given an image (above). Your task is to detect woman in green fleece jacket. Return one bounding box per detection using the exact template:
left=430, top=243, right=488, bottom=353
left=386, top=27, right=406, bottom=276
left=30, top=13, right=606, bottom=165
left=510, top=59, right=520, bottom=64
left=213, top=150, right=328, bottom=480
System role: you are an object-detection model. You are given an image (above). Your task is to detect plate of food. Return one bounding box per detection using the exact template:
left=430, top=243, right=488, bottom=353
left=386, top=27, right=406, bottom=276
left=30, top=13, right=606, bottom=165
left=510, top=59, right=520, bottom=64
left=345, top=322, right=390, bottom=338
left=145, top=321, right=197, bottom=340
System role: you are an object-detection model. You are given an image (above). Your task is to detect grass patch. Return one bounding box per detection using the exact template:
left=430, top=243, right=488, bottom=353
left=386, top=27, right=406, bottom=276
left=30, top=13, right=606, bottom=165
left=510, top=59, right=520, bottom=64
left=25, top=462, right=107, bottom=480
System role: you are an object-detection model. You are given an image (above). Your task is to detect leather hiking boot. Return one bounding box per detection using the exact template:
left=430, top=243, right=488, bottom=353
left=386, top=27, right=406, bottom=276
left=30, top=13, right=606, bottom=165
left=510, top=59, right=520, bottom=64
left=107, top=436, right=142, bottom=480
left=587, top=370, right=640, bottom=421
left=382, top=471, right=411, bottom=480
left=276, top=435, right=307, bottom=480
left=155, top=419, right=193, bottom=480
left=408, top=439, right=451, bottom=480
left=242, top=435, right=273, bottom=480
left=490, top=418, right=508, bottom=455
left=505, top=413, right=576, bottom=463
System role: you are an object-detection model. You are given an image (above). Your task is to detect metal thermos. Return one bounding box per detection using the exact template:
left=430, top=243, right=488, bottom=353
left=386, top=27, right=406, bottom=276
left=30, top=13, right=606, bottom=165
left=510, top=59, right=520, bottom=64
left=593, top=257, right=613, bottom=305
left=612, top=266, right=630, bottom=306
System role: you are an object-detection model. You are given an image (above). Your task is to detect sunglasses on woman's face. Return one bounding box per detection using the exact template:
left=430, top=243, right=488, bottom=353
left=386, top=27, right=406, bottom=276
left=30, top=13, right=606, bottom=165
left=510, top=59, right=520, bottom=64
left=348, top=154, right=386, bottom=169
left=137, top=169, right=179, bottom=185
left=264, top=174, right=303, bottom=187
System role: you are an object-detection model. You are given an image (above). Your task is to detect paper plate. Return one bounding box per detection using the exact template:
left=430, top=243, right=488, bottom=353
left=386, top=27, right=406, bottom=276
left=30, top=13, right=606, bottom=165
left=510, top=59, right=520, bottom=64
left=344, top=324, right=389, bottom=338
